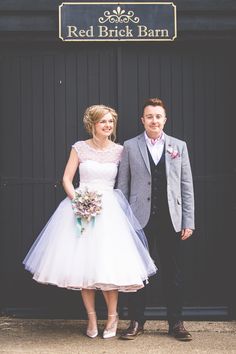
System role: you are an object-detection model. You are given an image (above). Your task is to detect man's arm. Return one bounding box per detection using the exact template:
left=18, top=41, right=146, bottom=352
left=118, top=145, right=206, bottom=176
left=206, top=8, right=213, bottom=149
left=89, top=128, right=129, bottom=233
left=116, top=143, right=131, bottom=200
left=181, top=142, right=195, bottom=233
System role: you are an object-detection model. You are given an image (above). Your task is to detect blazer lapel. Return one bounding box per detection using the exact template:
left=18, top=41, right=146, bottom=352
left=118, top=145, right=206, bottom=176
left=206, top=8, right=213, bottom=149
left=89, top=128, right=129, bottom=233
left=137, top=133, right=151, bottom=175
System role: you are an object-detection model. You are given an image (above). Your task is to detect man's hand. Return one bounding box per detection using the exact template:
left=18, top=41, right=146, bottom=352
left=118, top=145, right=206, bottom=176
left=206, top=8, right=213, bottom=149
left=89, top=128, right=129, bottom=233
left=181, top=228, right=193, bottom=240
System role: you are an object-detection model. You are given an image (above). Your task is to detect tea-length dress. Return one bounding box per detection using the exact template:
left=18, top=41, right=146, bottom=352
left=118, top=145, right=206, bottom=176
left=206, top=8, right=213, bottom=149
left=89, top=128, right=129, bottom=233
left=23, top=141, right=157, bottom=291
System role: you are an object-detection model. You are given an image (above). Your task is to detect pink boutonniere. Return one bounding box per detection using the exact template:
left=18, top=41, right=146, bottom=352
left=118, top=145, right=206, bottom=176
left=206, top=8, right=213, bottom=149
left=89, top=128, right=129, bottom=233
left=167, top=146, right=180, bottom=159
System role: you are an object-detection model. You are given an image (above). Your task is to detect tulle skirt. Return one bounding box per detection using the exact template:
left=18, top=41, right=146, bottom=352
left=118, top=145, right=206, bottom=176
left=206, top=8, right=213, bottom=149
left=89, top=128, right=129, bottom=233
left=23, top=187, right=157, bottom=292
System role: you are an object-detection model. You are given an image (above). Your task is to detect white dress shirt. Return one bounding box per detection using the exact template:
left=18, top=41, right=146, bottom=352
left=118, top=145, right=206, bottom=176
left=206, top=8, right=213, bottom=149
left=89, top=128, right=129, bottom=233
left=144, top=131, right=165, bottom=165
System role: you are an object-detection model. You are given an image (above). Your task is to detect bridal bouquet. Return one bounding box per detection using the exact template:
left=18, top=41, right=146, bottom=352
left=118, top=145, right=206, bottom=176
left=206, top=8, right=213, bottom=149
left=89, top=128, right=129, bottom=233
left=72, top=188, right=102, bottom=234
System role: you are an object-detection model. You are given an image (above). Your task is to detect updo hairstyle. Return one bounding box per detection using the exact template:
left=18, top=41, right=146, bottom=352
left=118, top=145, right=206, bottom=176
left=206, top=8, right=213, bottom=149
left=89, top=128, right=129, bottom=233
left=83, top=105, right=118, bottom=141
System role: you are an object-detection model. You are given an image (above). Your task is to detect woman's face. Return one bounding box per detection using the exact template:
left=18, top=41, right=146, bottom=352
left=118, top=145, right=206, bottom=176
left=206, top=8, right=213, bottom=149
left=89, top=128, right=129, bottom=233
left=94, top=112, right=114, bottom=138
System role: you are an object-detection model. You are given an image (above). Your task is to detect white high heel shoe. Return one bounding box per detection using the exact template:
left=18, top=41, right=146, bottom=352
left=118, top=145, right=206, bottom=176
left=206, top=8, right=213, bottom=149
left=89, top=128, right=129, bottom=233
left=86, top=312, right=98, bottom=338
left=103, top=314, right=119, bottom=339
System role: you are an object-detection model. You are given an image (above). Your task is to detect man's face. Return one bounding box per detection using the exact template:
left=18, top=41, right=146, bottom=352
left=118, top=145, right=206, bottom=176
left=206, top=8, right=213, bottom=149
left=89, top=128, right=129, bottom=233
left=141, top=105, right=167, bottom=138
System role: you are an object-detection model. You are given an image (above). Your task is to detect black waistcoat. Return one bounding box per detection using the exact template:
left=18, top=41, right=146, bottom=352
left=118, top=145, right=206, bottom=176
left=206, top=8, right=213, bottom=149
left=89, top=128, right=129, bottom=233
left=147, top=146, right=169, bottom=217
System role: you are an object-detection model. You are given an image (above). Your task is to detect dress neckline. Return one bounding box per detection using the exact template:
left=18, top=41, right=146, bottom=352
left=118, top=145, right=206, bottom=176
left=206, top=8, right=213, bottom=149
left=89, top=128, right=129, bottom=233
left=83, top=140, right=117, bottom=152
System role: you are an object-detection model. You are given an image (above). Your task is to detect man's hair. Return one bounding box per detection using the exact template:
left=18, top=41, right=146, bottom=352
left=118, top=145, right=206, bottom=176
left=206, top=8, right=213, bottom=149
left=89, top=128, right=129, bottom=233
left=142, top=98, right=166, bottom=115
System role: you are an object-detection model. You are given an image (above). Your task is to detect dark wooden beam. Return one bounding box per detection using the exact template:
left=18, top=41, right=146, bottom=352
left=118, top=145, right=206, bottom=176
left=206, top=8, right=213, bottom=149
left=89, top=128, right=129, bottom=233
left=0, top=0, right=236, bottom=12
left=0, top=1, right=236, bottom=41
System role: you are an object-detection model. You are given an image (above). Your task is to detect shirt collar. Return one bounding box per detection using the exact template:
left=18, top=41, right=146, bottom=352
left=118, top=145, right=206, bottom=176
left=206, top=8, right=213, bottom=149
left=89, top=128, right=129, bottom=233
left=144, top=131, right=165, bottom=145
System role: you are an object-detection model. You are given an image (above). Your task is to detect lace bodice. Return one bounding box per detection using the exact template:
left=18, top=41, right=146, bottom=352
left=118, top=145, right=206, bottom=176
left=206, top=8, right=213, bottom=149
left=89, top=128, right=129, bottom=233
left=72, top=141, right=123, bottom=190
left=72, top=141, right=123, bottom=164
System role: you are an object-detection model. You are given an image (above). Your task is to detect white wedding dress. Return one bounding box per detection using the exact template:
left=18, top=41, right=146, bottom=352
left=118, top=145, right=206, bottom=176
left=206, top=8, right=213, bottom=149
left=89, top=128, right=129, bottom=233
left=23, top=141, right=157, bottom=292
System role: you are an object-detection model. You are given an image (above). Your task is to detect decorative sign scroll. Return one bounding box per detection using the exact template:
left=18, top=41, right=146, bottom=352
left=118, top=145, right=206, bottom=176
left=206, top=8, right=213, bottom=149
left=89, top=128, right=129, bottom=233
left=59, top=2, right=177, bottom=41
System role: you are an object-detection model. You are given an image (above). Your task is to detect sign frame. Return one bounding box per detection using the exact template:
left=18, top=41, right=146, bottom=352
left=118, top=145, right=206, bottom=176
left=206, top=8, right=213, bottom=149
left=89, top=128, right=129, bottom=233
left=59, top=2, right=177, bottom=42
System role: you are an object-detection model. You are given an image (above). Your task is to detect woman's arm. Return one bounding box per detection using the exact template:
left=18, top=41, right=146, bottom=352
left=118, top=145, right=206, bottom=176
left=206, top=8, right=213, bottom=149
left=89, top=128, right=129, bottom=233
left=62, top=148, right=79, bottom=199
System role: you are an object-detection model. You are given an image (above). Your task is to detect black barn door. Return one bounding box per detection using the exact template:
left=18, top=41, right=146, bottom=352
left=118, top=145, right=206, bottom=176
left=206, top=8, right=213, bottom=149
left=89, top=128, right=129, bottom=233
left=0, top=42, right=235, bottom=318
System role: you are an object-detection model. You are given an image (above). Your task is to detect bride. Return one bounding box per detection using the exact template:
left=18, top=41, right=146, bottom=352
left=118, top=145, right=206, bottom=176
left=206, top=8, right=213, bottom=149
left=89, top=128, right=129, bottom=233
left=23, top=104, right=157, bottom=339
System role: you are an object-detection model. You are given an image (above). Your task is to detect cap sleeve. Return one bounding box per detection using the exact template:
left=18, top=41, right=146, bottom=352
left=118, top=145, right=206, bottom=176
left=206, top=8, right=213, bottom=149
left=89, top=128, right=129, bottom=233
left=115, top=144, right=123, bottom=163
left=72, top=141, right=82, bottom=154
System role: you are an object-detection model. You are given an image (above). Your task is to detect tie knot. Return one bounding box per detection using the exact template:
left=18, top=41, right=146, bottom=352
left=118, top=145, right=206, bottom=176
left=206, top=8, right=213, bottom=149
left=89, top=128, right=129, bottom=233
left=151, top=139, right=157, bottom=145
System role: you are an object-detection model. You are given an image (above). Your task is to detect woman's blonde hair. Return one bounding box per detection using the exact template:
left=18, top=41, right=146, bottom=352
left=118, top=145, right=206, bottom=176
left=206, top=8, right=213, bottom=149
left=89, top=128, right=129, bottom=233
left=83, top=105, right=118, bottom=141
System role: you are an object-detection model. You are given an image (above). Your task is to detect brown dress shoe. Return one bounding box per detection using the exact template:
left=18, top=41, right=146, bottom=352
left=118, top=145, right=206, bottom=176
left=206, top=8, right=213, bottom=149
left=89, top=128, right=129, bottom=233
left=120, top=320, right=144, bottom=340
left=169, top=321, right=192, bottom=341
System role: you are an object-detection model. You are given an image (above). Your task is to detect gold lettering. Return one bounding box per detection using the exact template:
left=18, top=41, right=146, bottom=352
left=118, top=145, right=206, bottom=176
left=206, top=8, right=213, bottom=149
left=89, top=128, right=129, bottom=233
left=67, top=26, right=78, bottom=38
left=107, top=26, right=119, bottom=37
left=138, top=25, right=169, bottom=38
left=123, top=26, right=133, bottom=37
left=98, top=26, right=109, bottom=37
left=148, top=29, right=155, bottom=37
left=138, top=25, right=148, bottom=37
left=98, top=25, right=133, bottom=38
left=119, top=28, right=126, bottom=37
left=158, top=29, right=169, bottom=37
left=78, top=26, right=94, bottom=38
left=79, top=29, right=86, bottom=37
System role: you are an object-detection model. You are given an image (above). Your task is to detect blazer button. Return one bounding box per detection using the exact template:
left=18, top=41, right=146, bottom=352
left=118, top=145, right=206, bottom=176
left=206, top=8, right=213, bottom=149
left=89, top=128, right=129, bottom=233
left=148, top=181, right=151, bottom=185
left=147, top=197, right=150, bottom=201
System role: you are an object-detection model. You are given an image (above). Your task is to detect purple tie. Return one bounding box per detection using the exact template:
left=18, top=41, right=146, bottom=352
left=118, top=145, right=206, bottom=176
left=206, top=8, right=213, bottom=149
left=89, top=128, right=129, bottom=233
left=151, top=139, right=157, bottom=145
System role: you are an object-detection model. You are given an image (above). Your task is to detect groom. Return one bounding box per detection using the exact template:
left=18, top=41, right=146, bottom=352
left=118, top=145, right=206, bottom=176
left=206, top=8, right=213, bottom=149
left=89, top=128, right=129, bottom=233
left=117, top=98, right=195, bottom=341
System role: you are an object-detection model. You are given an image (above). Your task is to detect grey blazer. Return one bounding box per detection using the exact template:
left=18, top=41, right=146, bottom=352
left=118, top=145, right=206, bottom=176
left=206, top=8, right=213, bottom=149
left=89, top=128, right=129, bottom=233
left=117, top=132, right=195, bottom=232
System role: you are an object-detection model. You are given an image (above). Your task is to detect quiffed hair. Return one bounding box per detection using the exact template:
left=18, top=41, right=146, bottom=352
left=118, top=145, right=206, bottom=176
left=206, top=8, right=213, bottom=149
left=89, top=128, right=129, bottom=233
left=142, top=98, right=166, bottom=115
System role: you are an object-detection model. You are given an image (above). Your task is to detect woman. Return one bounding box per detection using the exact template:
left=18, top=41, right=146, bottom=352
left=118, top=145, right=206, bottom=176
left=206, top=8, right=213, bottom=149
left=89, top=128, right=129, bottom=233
left=23, top=105, right=157, bottom=339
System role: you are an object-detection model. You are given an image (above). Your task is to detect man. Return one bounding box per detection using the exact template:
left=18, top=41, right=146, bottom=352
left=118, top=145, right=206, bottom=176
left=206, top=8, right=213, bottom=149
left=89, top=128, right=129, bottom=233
left=117, top=98, right=195, bottom=341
